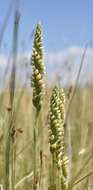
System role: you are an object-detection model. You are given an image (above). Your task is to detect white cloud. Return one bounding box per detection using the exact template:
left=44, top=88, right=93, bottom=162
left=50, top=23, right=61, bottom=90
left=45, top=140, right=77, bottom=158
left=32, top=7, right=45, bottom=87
left=0, top=55, right=7, bottom=66
left=45, top=46, right=93, bottom=85
left=45, top=46, right=91, bottom=64
left=0, top=46, right=93, bottom=88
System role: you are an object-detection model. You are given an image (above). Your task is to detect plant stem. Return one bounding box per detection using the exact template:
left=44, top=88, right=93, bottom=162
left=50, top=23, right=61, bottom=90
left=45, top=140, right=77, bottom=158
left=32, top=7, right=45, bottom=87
left=5, top=5, right=20, bottom=190
left=72, top=171, right=93, bottom=187
left=52, top=153, right=56, bottom=190
left=33, top=111, right=38, bottom=190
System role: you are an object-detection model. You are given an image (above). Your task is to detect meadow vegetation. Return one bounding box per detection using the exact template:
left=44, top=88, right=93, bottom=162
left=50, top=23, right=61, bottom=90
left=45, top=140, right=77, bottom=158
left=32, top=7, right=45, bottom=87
left=0, top=5, right=93, bottom=190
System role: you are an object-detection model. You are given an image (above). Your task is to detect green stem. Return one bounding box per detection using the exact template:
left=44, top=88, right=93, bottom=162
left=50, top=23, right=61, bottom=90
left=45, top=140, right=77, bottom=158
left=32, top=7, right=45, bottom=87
left=57, top=169, right=60, bottom=190
left=10, top=129, right=15, bottom=190
left=5, top=130, right=11, bottom=190
left=33, top=127, right=37, bottom=190
left=5, top=113, right=13, bottom=190
left=33, top=111, right=38, bottom=190
left=52, top=154, right=56, bottom=190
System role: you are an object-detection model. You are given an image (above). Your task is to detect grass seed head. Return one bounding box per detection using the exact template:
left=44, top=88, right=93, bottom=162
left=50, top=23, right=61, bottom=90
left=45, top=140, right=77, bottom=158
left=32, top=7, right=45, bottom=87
left=31, top=22, right=45, bottom=112
left=48, top=86, right=69, bottom=188
left=48, top=86, right=65, bottom=162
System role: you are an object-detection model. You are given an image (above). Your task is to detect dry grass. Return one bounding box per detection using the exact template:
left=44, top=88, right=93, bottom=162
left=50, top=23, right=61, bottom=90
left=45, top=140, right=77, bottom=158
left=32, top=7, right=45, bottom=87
left=0, top=4, right=93, bottom=189
left=0, top=86, right=93, bottom=189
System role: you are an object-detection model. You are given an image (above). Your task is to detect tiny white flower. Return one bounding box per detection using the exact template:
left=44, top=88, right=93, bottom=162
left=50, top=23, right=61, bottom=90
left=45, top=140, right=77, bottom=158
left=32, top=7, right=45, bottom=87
left=78, top=148, right=86, bottom=155
left=0, top=184, right=4, bottom=190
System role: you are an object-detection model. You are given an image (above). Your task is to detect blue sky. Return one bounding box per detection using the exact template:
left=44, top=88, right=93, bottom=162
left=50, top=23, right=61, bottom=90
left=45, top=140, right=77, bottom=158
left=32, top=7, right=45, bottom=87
left=0, top=0, right=93, bottom=54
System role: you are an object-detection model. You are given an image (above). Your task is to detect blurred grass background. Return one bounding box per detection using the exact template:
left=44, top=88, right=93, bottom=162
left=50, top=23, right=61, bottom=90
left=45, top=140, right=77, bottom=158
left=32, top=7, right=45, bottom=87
left=0, top=1, right=93, bottom=189
left=0, top=85, right=93, bottom=189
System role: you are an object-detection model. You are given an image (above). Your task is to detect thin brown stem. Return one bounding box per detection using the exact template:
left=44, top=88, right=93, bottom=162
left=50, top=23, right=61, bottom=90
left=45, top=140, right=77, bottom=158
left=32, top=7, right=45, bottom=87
left=65, top=44, right=88, bottom=124
left=72, top=171, right=93, bottom=187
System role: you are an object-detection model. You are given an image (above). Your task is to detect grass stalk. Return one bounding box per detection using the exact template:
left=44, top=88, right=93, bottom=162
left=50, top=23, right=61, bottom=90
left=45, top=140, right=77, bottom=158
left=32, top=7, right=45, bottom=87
left=5, top=6, right=20, bottom=190
left=33, top=110, right=39, bottom=190
left=52, top=153, right=57, bottom=190
left=72, top=170, right=93, bottom=187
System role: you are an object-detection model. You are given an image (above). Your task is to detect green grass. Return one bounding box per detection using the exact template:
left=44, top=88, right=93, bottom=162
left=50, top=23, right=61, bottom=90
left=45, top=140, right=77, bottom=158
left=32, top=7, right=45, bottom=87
left=0, top=86, right=93, bottom=189
left=0, top=7, right=93, bottom=189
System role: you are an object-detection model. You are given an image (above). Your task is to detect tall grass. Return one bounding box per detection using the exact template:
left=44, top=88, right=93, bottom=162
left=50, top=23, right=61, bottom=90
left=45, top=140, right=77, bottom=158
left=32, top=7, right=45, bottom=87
left=31, top=22, right=45, bottom=190
left=0, top=7, right=93, bottom=190
left=5, top=7, right=20, bottom=190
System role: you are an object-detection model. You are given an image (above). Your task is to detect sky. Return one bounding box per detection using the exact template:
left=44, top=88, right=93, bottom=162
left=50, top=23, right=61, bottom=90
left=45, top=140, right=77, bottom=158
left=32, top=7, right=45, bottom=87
left=0, top=0, right=93, bottom=88
left=0, top=0, right=93, bottom=54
